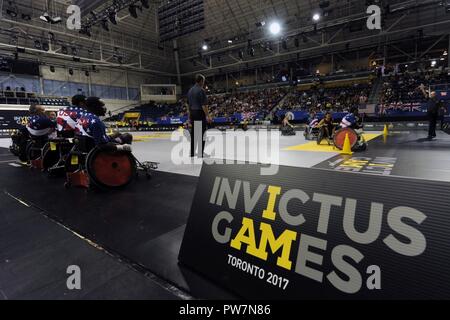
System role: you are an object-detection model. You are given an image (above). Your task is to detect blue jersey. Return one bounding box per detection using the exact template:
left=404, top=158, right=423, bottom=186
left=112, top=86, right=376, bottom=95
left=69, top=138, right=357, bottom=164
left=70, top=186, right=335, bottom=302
left=76, top=111, right=110, bottom=145
left=340, top=113, right=357, bottom=128
left=27, top=115, right=55, bottom=137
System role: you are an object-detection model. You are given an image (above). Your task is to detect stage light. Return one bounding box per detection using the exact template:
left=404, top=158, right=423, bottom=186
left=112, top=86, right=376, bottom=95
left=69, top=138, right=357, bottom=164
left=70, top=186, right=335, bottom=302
left=101, top=20, right=109, bottom=31
left=313, top=13, right=321, bottom=22
left=6, top=2, right=18, bottom=18
left=40, top=12, right=51, bottom=23
left=202, top=44, right=208, bottom=51
left=269, top=22, right=281, bottom=35
left=34, top=40, right=42, bottom=50
left=109, top=11, right=118, bottom=24
left=61, top=46, right=68, bottom=54
left=129, top=5, right=138, bottom=18
left=444, top=50, right=448, bottom=56
left=431, top=60, right=437, bottom=67
left=228, top=39, right=233, bottom=44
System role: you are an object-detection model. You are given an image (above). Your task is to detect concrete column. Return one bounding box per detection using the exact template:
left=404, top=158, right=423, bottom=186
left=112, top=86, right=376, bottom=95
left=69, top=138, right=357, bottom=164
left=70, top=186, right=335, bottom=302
left=173, top=39, right=182, bottom=85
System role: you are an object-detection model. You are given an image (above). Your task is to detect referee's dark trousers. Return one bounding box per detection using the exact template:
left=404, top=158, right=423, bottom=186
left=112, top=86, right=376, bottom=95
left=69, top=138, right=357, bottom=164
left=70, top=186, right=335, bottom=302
left=190, top=110, right=207, bottom=157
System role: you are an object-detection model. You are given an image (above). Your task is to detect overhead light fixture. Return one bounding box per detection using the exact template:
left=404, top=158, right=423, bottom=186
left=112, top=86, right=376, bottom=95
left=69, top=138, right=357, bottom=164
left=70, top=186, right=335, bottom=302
left=85, top=71, right=90, bottom=77
left=34, top=40, right=42, bottom=50
left=269, top=22, right=281, bottom=35
left=431, top=60, right=437, bottom=67
left=444, top=50, right=448, bottom=56
left=61, top=46, right=68, bottom=54
left=69, top=68, right=74, bottom=76
left=42, top=42, right=49, bottom=51
left=109, top=11, right=118, bottom=25
left=129, top=5, right=139, bottom=18
left=101, top=20, right=109, bottom=31
left=50, top=16, right=62, bottom=24
left=6, top=2, right=18, bottom=18
left=227, top=39, right=233, bottom=44
left=202, top=44, right=208, bottom=51
left=50, top=66, right=55, bottom=73
left=40, top=12, right=51, bottom=23
left=313, top=13, right=321, bottom=22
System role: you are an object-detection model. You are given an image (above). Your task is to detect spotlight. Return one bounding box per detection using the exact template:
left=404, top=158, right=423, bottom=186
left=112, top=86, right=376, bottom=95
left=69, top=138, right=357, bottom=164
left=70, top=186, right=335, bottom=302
left=312, top=13, right=321, bottom=22
left=227, top=39, right=233, bottom=44
left=444, top=50, right=448, bottom=56
left=50, top=16, right=62, bottom=24
left=48, top=32, right=55, bottom=41
left=6, top=2, right=18, bottom=18
left=42, top=42, right=49, bottom=51
left=50, top=66, right=55, bottom=73
left=34, top=40, right=42, bottom=50
left=101, top=20, right=109, bottom=31
left=69, top=68, right=74, bottom=76
left=129, top=5, right=139, bottom=18
left=40, top=12, right=51, bottom=23
left=202, top=44, right=208, bottom=51
left=269, top=22, right=281, bottom=35
left=141, top=0, right=150, bottom=9
left=109, top=11, right=118, bottom=24
left=431, top=60, right=437, bottom=67
left=61, top=46, right=68, bottom=54
left=85, top=71, right=90, bottom=77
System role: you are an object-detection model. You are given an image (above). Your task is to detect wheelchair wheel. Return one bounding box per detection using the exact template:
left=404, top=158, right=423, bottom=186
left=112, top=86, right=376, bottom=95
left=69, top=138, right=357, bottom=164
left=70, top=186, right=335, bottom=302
left=317, top=129, right=324, bottom=145
left=26, top=141, right=42, bottom=161
left=86, top=147, right=136, bottom=190
left=334, top=128, right=358, bottom=150
left=42, top=143, right=60, bottom=171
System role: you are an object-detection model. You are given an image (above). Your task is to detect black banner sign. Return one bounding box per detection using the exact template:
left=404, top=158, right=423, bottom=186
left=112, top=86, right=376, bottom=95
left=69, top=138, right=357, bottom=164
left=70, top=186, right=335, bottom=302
left=179, top=164, right=450, bottom=299
left=0, top=110, right=28, bottom=136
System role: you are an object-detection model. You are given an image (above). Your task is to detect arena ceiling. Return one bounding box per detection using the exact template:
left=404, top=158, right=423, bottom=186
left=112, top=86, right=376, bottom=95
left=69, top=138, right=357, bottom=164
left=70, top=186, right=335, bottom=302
left=0, top=0, right=449, bottom=79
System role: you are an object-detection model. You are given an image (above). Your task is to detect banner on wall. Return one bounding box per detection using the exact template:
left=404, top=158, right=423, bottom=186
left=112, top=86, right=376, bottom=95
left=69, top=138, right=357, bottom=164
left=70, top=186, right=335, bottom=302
left=179, top=163, right=450, bottom=299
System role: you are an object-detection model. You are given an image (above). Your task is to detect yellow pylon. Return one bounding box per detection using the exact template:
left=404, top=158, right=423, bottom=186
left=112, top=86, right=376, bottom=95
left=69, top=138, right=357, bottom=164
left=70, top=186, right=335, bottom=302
left=383, top=124, right=389, bottom=136
left=341, top=133, right=353, bottom=155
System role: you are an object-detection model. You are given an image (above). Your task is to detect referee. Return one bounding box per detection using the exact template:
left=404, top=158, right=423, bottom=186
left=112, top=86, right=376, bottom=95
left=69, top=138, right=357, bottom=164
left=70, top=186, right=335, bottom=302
left=187, top=74, right=211, bottom=157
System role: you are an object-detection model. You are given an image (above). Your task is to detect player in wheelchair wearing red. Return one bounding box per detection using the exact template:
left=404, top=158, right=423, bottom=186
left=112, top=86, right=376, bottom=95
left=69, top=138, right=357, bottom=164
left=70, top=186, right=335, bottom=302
left=63, top=97, right=156, bottom=190
left=334, top=107, right=367, bottom=151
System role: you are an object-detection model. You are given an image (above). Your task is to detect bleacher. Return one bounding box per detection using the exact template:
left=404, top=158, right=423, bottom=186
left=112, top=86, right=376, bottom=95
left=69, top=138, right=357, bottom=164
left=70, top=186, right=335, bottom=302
left=0, top=89, right=70, bottom=108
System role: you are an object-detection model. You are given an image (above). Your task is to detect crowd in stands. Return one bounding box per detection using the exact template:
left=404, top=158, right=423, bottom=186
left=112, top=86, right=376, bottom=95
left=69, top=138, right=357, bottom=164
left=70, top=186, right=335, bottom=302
left=207, top=87, right=288, bottom=120
left=381, top=69, right=450, bottom=104
left=280, top=83, right=371, bottom=113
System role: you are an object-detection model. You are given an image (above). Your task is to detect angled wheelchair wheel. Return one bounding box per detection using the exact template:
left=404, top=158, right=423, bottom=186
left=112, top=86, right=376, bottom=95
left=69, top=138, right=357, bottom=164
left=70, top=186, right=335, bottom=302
left=333, top=128, right=358, bottom=150
left=26, top=140, right=42, bottom=161
left=42, top=143, right=60, bottom=171
left=86, top=147, right=136, bottom=190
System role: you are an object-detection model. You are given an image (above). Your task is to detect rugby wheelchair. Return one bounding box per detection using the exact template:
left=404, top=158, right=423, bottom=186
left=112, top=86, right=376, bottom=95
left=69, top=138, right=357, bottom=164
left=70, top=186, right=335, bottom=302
left=303, top=124, right=320, bottom=141
left=333, top=127, right=367, bottom=152
left=63, top=136, right=158, bottom=190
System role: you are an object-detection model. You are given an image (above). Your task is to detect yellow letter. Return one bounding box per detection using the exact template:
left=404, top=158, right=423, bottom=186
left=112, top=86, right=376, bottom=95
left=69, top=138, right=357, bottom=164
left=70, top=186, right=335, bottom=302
left=230, top=218, right=257, bottom=253
left=248, top=222, right=297, bottom=270
left=262, top=186, right=281, bottom=220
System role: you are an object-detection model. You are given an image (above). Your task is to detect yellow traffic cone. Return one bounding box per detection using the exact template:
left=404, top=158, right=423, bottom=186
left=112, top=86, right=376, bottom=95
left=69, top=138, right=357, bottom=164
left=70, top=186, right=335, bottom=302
left=341, top=133, right=353, bottom=155
left=383, top=124, right=389, bottom=136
